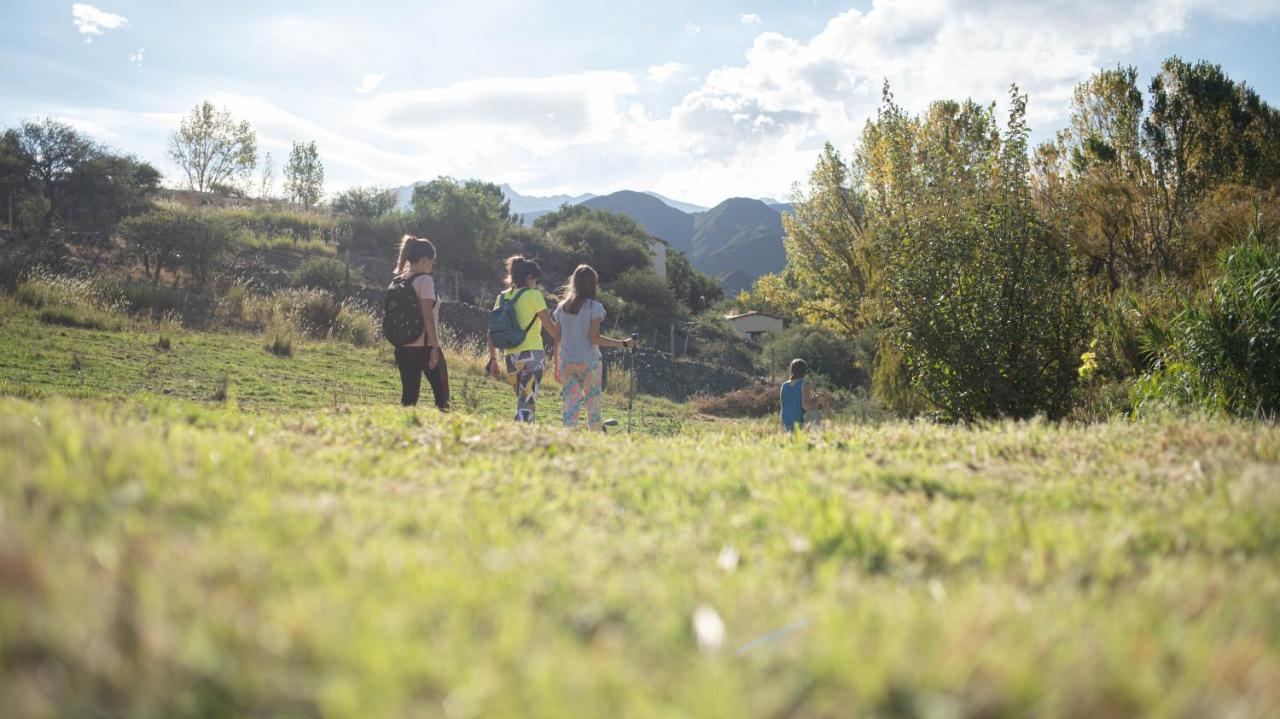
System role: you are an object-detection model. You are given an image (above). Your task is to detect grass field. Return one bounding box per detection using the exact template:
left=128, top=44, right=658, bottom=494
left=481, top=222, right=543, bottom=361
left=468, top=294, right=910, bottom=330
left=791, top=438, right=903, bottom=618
left=2, top=297, right=1279, bottom=717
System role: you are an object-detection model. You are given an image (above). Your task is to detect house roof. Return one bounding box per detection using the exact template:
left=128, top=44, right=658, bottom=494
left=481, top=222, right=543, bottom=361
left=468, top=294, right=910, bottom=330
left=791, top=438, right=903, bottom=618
left=647, top=235, right=670, bottom=246
left=724, top=311, right=783, bottom=322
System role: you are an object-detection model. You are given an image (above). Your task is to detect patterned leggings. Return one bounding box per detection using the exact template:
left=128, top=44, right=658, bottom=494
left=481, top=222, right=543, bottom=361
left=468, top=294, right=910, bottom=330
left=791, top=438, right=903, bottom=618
left=561, top=357, right=603, bottom=430
left=503, top=350, right=545, bottom=422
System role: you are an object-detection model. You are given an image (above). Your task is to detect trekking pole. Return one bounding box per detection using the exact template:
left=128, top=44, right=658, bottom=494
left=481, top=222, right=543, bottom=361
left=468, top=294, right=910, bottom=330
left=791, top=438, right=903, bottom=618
left=627, top=333, right=639, bottom=434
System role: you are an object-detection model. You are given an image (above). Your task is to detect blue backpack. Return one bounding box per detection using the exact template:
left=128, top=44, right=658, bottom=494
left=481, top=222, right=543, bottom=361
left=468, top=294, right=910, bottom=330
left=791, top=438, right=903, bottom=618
left=488, top=288, right=538, bottom=350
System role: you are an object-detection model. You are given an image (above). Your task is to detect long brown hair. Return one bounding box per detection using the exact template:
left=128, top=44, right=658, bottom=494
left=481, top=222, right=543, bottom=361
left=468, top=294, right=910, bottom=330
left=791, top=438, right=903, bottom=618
left=561, top=264, right=598, bottom=315
left=504, top=255, right=542, bottom=290
left=395, top=235, right=436, bottom=274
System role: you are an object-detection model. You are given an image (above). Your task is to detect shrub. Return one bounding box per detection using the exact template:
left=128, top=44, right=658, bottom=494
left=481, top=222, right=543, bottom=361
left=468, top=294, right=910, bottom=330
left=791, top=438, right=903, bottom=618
left=119, top=208, right=237, bottom=288
left=240, top=231, right=335, bottom=256
left=685, top=312, right=755, bottom=373
left=272, top=288, right=339, bottom=339
left=693, top=385, right=779, bottom=418
left=291, top=257, right=358, bottom=294
left=1148, top=228, right=1280, bottom=416
left=609, top=269, right=683, bottom=327
left=332, top=300, right=377, bottom=347
left=264, top=318, right=297, bottom=357
left=347, top=212, right=411, bottom=255
left=884, top=93, right=1089, bottom=421
left=105, top=281, right=216, bottom=327
left=761, top=324, right=865, bottom=390
left=15, top=269, right=126, bottom=330
left=217, top=206, right=338, bottom=244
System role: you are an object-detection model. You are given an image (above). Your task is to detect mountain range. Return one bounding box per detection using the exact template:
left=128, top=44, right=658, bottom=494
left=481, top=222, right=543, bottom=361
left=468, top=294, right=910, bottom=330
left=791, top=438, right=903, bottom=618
left=391, top=182, right=789, bottom=294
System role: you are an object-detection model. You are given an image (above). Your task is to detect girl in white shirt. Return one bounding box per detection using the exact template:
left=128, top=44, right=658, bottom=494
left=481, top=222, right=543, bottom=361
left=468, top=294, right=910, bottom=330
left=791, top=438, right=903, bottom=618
left=391, top=236, right=449, bottom=409
left=553, top=264, right=635, bottom=430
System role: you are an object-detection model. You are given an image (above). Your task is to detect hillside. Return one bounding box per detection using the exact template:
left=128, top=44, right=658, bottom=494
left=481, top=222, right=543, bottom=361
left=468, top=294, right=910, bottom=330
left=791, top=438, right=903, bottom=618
left=389, top=184, right=789, bottom=289
left=581, top=190, right=695, bottom=253
left=690, top=198, right=787, bottom=281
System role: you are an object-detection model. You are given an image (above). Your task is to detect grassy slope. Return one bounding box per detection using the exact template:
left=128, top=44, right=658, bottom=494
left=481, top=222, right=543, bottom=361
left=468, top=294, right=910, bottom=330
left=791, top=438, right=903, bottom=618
left=0, top=301, right=690, bottom=433
left=2, top=301, right=1280, bottom=717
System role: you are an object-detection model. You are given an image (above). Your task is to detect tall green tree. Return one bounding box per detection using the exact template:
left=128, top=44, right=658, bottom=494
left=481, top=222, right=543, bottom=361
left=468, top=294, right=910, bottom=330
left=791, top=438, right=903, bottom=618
left=411, top=177, right=510, bottom=277
left=881, top=87, right=1089, bottom=420
left=284, top=141, right=324, bottom=209
left=0, top=129, right=27, bottom=230
left=1143, top=58, right=1280, bottom=272
left=665, top=248, right=722, bottom=313
left=168, top=101, right=257, bottom=193
left=781, top=142, right=872, bottom=335
left=1050, top=66, right=1157, bottom=286
left=14, top=119, right=99, bottom=238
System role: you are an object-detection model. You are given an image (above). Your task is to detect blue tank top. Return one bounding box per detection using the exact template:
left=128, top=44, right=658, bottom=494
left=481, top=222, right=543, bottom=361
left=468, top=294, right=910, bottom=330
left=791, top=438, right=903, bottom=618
left=780, top=379, right=805, bottom=430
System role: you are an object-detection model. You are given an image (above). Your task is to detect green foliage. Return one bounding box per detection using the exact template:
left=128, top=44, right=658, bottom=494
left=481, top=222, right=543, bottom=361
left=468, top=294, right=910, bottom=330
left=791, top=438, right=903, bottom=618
left=782, top=142, right=874, bottom=334
left=119, top=207, right=237, bottom=287
left=284, top=140, right=324, bottom=209
left=331, top=186, right=397, bottom=218
left=168, top=101, right=257, bottom=193
left=347, top=211, right=412, bottom=254
left=216, top=205, right=338, bottom=243
left=272, top=288, right=340, bottom=339
left=412, top=177, right=511, bottom=277
left=1164, top=228, right=1280, bottom=416
left=331, top=300, right=378, bottom=347
left=665, top=249, right=722, bottom=313
left=1087, top=284, right=1180, bottom=381
left=291, top=257, right=358, bottom=294
left=609, top=269, right=682, bottom=327
left=761, top=324, right=864, bottom=390
left=15, top=268, right=126, bottom=331
left=879, top=87, right=1089, bottom=420
left=1, top=118, right=159, bottom=242
left=532, top=206, right=653, bottom=283
left=503, top=224, right=578, bottom=280
left=684, top=312, right=756, bottom=372
left=264, top=317, right=296, bottom=357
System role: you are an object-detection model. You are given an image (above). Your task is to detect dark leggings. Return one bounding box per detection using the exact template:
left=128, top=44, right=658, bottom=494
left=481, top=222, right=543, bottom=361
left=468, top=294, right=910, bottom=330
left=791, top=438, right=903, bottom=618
left=394, top=346, right=450, bottom=409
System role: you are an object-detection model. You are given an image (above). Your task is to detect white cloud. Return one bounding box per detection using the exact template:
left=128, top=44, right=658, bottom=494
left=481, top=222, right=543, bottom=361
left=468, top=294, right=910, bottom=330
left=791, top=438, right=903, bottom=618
left=359, top=72, right=640, bottom=155
left=652, top=0, right=1280, bottom=201
left=357, top=73, right=387, bottom=94
left=72, top=4, right=127, bottom=43
left=41, top=0, right=1280, bottom=205
left=128, top=48, right=145, bottom=69
left=684, top=21, right=702, bottom=37
left=739, top=13, right=762, bottom=26
left=647, top=62, right=686, bottom=83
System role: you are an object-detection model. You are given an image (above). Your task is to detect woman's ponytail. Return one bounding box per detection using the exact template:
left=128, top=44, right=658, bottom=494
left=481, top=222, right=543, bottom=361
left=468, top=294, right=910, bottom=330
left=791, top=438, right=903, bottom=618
left=395, top=235, right=437, bottom=274
left=505, top=255, right=542, bottom=290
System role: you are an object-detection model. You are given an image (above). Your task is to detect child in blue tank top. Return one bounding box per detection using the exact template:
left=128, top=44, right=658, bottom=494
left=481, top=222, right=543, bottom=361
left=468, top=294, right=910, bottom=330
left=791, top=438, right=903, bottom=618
left=780, top=358, right=813, bottom=431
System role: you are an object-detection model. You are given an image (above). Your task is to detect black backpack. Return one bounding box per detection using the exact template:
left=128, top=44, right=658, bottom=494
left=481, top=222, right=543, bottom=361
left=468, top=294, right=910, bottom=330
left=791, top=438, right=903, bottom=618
left=382, top=273, right=426, bottom=346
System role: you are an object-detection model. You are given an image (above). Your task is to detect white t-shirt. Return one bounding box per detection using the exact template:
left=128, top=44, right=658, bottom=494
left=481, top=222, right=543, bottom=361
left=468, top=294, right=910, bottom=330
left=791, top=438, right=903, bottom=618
left=400, top=273, right=440, bottom=347
left=553, top=298, right=606, bottom=364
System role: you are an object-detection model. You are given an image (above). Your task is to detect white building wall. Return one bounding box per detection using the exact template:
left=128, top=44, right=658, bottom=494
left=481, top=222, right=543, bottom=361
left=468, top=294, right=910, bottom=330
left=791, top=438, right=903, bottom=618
left=650, top=239, right=668, bottom=279
left=726, top=314, right=785, bottom=340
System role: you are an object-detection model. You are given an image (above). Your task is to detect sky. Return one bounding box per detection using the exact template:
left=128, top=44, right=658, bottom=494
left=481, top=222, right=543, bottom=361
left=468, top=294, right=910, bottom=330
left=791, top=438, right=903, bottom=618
left=2, top=1, right=1278, bottom=206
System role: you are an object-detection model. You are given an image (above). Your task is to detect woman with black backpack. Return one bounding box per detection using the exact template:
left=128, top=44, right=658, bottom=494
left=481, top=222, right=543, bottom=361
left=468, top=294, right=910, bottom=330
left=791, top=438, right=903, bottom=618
left=487, top=256, right=560, bottom=422
left=385, top=235, right=449, bottom=410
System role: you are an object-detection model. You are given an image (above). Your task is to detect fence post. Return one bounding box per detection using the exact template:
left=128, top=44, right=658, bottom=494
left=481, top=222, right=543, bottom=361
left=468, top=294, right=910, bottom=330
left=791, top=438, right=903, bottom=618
left=670, top=324, right=675, bottom=357
left=770, top=348, right=775, bottom=384
left=344, top=249, right=351, bottom=290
